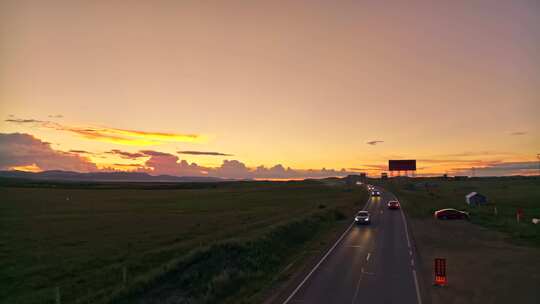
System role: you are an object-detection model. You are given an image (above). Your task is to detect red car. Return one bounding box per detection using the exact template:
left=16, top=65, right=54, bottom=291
left=434, top=208, right=469, bottom=220
left=387, top=200, right=400, bottom=209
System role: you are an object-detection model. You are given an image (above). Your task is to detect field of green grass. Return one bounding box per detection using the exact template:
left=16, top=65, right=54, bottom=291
left=0, top=180, right=367, bottom=304
left=381, top=176, right=540, bottom=246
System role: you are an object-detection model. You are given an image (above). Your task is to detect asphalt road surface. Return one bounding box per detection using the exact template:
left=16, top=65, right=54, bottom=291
left=283, top=187, right=422, bottom=304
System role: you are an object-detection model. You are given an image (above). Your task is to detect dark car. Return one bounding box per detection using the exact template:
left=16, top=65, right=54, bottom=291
left=371, top=190, right=381, bottom=197
left=355, top=211, right=371, bottom=224
left=434, top=208, right=469, bottom=220
left=387, top=200, right=400, bottom=209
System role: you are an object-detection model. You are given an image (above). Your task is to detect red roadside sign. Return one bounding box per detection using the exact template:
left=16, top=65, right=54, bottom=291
left=434, top=258, right=447, bottom=286
left=517, top=208, right=524, bottom=223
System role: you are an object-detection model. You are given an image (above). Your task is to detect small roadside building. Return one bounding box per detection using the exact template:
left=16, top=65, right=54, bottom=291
left=465, top=192, right=488, bottom=206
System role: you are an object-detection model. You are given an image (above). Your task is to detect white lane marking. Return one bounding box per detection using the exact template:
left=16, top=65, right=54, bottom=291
left=363, top=199, right=372, bottom=211
left=351, top=270, right=366, bottom=304
left=400, top=203, right=422, bottom=304
left=411, top=258, right=415, bottom=266
left=400, top=207, right=412, bottom=249
left=361, top=270, right=375, bottom=275
left=366, top=252, right=371, bottom=261
left=412, top=270, right=423, bottom=304
left=282, top=196, right=372, bottom=304
left=349, top=245, right=362, bottom=248
left=409, top=250, right=413, bottom=256
left=281, top=221, right=354, bottom=304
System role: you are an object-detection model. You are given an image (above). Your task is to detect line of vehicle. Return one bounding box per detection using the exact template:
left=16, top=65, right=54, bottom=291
left=281, top=196, right=372, bottom=304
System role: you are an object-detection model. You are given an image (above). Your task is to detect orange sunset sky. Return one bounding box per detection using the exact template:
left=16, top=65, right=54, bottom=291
left=1, top=0, right=539, bottom=178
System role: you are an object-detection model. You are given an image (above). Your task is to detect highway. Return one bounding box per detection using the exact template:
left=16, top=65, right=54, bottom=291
left=282, top=187, right=422, bottom=304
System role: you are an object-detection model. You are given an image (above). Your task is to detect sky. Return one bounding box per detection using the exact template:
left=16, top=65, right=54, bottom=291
left=1, top=0, right=539, bottom=178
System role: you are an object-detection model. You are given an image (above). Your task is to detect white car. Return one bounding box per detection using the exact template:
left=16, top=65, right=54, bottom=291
left=355, top=211, right=371, bottom=225
left=371, top=190, right=381, bottom=197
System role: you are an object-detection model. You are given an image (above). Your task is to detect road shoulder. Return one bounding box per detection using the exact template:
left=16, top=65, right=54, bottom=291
left=261, top=218, right=354, bottom=304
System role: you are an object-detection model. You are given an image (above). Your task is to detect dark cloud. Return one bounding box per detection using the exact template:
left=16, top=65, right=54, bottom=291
left=98, top=163, right=145, bottom=172
left=213, top=160, right=250, bottom=178
left=140, top=150, right=173, bottom=157
left=5, top=118, right=44, bottom=124
left=0, top=133, right=97, bottom=172
left=213, top=162, right=358, bottom=179
left=141, top=152, right=207, bottom=176
left=366, top=140, right=384, bottom=146
left=106, top=149, right=146, bottom=159
left=510, top=131, right=527, bottom=136
left=178, top=150, right=233, bottom=156
left=139, top=156, right=360, bottom=179
left=69, top=150, right=94, bottom=155
left=348, top=164, right=387, bottom=171
left=111, top=163, right=144, bottom=169
left=48, top=114, right=64, bottom=119
left=255, top=164, right=288, bottom=176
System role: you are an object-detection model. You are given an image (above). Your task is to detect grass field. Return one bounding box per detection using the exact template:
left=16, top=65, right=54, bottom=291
left=0, top=179, right=366, bottom=304
left=380, top=176, right=540, bottom=304
left=381, top=176, right=540, bottom=246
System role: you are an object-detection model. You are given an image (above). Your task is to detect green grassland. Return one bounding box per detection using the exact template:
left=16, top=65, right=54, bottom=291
left=381, top=176, right=540, bottom=246
left=0, top=180, right=366, bottom=304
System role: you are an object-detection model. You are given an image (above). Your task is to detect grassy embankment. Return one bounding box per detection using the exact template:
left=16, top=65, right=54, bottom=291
left=383, top=177, right=540, bottom=246
left=0, top=179, right=366, bottom=304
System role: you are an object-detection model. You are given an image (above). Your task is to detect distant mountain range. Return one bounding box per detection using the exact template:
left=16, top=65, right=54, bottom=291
left=0, top=170, right=225, bottom=183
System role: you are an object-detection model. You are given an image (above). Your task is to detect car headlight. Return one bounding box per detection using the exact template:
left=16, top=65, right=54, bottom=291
left=355, top=217, right=359, bottom=221
left=364, top=218, right=369, bottom=221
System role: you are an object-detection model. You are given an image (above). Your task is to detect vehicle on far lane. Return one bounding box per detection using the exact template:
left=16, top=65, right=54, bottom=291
left=434, top=208, right=469, bottom=220
left=355, top=210, right=371, bottom=224
left=387, top=200, right=400, bottom=209
left=371, top=190, right=381, bottom=197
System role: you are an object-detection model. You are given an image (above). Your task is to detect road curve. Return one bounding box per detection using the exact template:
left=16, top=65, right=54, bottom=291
left=283, top=187, right=422, bottom=304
